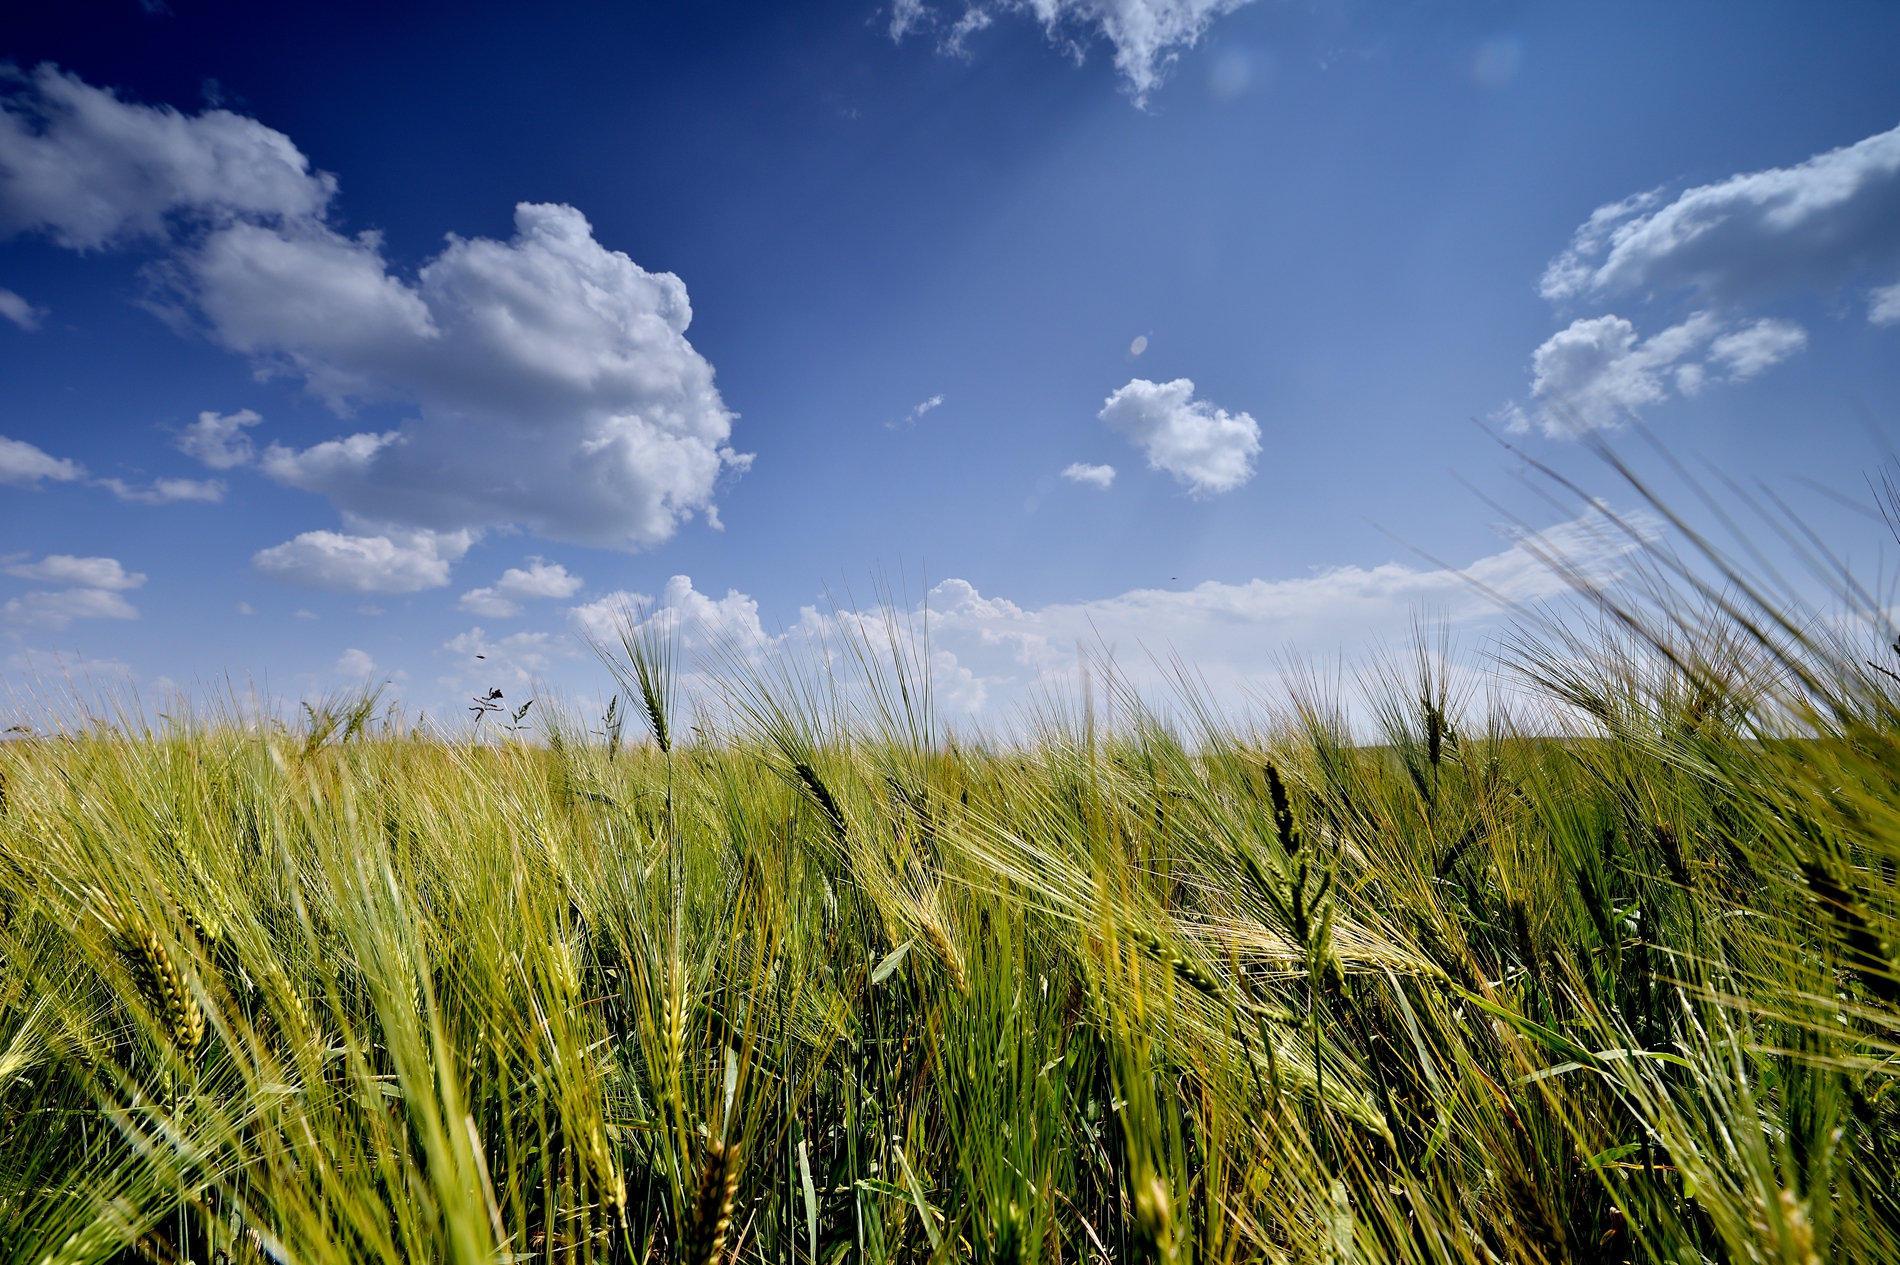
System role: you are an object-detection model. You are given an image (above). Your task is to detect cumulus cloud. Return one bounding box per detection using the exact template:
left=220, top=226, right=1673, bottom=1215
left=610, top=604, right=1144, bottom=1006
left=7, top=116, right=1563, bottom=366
left=442, top=627, right=564, bottom=686
left=0, top=67, right=748, bottom=561
left=1539, top=123, right=1900, bottom=309
left=96, top=475, right=225, bottom=504
left=1511, top=124, right=1900, bottom=437
left=0, top=434, right=82, bottom=485
left=1, top=587, right=140, bottom=631
left=181, top=202, right=746, bottom=550
left=2, top=554, right=145, bottom=589
left=335, top=647, right=376, bottom=676
left=1098, top=377, right=1259, bottom=495
left=892, top=0, right=1257, bottom=104
left=252, top=523, right=474, bottom=593
left=1519, top=312, right=1806, bottom=436
left=0, top=63, right=334, bottom=249
left=176, top=407, right=262, bottom=468
left=458, top=558, right=583, bottom=617
left=0, top=286, right=44, bottom=330
left=570, top=574, right=770, bottom=652
left=1061, top=461, right=1116, bottom=488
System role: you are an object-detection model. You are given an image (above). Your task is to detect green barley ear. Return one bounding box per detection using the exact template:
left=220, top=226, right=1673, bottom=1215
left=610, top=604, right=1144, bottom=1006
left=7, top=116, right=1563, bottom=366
left=604, top=692, right=624, bottom=760
left=1264, top=761, right=1298, bottom=853
left=582, top=598, right=675, bottom=754
left=123, top=922, right=203, bottom=1057
left=684, top=1139, right=740, bottom=1265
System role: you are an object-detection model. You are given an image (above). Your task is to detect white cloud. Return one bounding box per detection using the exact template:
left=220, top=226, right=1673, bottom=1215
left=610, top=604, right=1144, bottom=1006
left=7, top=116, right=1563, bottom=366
left=176, top=407, right=262, bottom=468
left=1, top=68, right=748, bottom=562
left=887, top=394, right=944, bottom=429
left=252, top=524, right=474, bottom=593
left=1061, top=461, right=1116, bottom=488
left=2, top=554, right=145, bottom=589
left=335, top=647, right=376, bottom=676
left=188, top=203, right=747, bottom=550
left=563, top=509, right=1643, bottom=727
left=1522, top=312, right=1807, bottom=436
left=570, top=574, right=771, bottom=652
left=892, top=0, right=1258, bottom=104
left=0, top=431, right=224, bottom=502
left=457, top=589, right=522, bottom=618
left=0, top=64, right=334, bottom=250
left=1539, top=123, right=1900, bottom=308
left=1870, top=281, right=1900, bottom=326
left=0, top=287, right=44, bottom=330
left=1705, top=318, right=1808, bottom=379
left=443, top=626, right=562, bottom=685
left=1098, top=377, right=1259, bottom=495
left=890, top=0, right=930, bottom=38
left=1, top=587, right=140, bottom=631
left=96, top=475, right=225, bottom=504
left=458, top=557, right=582, bottom=617
left=0, top=434, right=82, bottom=485
left=494, top=558, right=582, bottom=600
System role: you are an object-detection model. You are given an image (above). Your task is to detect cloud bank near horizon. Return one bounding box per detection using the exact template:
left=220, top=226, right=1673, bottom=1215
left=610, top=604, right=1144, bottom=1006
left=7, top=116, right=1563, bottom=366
left=533, top=507, right=1642, bottom=728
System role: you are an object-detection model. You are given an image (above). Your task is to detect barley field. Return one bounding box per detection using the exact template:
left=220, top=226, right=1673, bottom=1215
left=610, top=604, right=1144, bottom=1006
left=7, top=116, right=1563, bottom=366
left=1, top=510, right=1897, bottom=1265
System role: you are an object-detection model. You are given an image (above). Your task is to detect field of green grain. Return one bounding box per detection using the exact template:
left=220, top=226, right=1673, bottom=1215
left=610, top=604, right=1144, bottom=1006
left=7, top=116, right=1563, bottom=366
left=2, top=507, right=1897, bottom=1265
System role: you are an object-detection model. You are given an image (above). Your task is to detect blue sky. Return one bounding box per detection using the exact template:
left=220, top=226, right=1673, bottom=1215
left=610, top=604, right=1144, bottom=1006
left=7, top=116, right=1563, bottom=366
left=3, top=0, right=1899, bottom=724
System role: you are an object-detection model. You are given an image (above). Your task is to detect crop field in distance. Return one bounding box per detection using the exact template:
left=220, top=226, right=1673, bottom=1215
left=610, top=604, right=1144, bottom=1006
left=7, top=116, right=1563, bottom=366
left=1, top=498, right=1897, bottom=1265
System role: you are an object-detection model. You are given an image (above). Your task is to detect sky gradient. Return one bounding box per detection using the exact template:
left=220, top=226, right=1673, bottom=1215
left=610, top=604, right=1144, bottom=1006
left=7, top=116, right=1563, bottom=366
left=3, top=0, right=1899, bottom=725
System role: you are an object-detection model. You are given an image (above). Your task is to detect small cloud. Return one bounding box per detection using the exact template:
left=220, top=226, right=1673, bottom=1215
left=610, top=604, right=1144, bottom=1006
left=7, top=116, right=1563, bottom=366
left=494, top=558, right=582, bottom=600
left=890, top=0, right=1258, bottom=106
left=236, top=601, right=255, bottom=615
left=1870, top=280, right=1900, bottom=325
left=2, top=587, right=139, bottom=631
left=0, top=435, right=83, bottom=486
left=1706, top=318, right=1808, bottom=379
left=335, top=647, right=376, bottom=676
left=1098, top=377, right=1260, bottom=496
left=2, top=554, right=145, bottom=589
left=294, top=609, right=318, bottom=619
left=356, top=604, right=383, bottom=615
left=1523, top=312, right=1806, bottom=436
left=890, top=0, right=929, bottom=39
left=0, top=288, right=45, bottom=331
left=457, top=557, right=581, bottom=617
left=96, top=476, right=225, bottom=504
left=887, top=394, right=945, bottom=430
left=253, top=525, right=474, bottom=593
left=177, top=408, right=262, bottom=469
left=1061, top=462, right=1116, bottom=489
left=458, top=589, right=523, bottom=618
left=442, top=627, right=561, bottom=684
